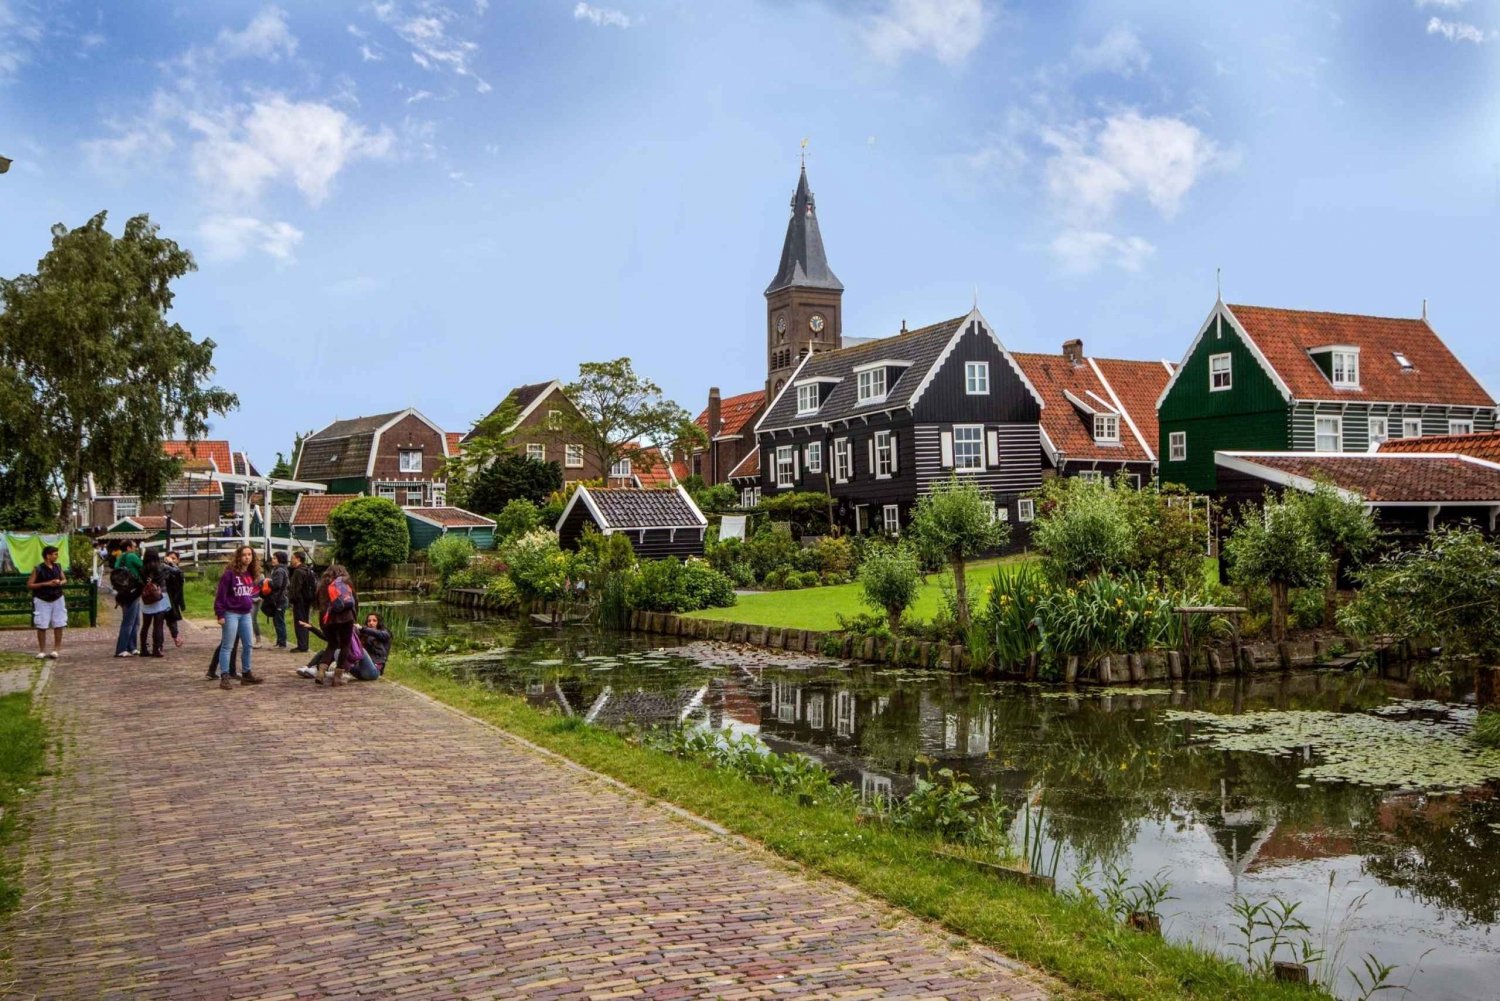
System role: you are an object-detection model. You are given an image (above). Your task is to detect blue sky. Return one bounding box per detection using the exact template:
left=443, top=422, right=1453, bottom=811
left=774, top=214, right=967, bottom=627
left=2, top=0, right=1498, bottom=468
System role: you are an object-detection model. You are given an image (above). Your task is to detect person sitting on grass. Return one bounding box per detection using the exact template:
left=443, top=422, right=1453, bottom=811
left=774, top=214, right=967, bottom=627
left=294, top=611, right=389, bottom=682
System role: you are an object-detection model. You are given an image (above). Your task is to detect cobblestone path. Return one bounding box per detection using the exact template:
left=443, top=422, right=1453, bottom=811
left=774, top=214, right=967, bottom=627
left=2, top=624, right=1051, bottom=1000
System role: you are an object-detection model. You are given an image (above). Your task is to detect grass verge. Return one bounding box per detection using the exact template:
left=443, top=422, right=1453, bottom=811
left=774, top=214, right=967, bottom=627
left=0, top=653, right=48, bottom=915
left=386, top=652, right=1323, bottom=1001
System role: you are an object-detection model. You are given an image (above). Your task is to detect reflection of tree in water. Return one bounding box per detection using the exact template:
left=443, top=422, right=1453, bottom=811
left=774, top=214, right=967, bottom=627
left=1358, top=791, right=1500, bottom=926
left=856, top=689, right=922, bottom=773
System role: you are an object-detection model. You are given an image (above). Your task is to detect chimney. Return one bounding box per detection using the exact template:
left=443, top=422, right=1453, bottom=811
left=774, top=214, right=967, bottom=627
left=1062, top=338, right=1084, bottom=365
left=900, top=319, right=908, bottom=334
left=707, top=387, right=722, bottom=439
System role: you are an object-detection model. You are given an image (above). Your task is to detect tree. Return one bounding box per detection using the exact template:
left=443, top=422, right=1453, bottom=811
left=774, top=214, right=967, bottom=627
left=558, top=358, right=705, bottom=476
left=426, top=534, right=478, bottom=586
left=1299, top=481, right=1379, bottom=626
left=494, top=498, right=541, bottom=540
left=1031, top=477, right=1135, bottom=583
left=441, top=397, right=522, bottom=505
left=1222, top=493, right=1327, bottom=641
left=327, top=496, right=410, bottom=579
left=467, top=454, right=562, bottom=516
left=858, top=542, right=922, bottom=632
left=908, top=478, right=1009, bottom=631
left=0, top=212, right=238, bottom=528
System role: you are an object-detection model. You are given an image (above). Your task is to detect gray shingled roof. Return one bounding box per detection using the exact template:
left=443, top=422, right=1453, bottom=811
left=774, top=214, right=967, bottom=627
left=462, top=381, right=556, bottom=443
left=312, top=410, right=405, bottom=440
left=765, top=166, right=842, bottom=295
left=758, top=315, right=968, bottom=431
left=585, top=488, right=704, bottom=530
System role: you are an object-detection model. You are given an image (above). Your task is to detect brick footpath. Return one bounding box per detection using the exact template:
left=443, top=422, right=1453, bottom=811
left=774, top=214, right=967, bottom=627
left=1, top=623, right=1052, bottom=1000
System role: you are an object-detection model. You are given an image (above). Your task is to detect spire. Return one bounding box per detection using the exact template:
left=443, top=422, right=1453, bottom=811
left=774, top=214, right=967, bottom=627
left=765, top=164, right=843, bottom=295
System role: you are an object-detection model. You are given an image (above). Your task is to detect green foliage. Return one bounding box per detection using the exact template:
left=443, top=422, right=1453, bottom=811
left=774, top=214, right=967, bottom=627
left=482, top=574, right=520, bottom=609
left=327, top=496, right=410, bottom=578
left=1034, top=574, right=1180, bottom=666
left=442, top=397, right=521, bottom=496
left=757, top=491, right=833, bottom=535
left=909, top=478, right=1010, bottom=629
left=691, top=482, right=738, bottom=514
left=625, top=558, right=736, bottom=613
left=809, top=534, right=858, bottom=580
left=468, top=454, right=563, bottom=516
left=67, top=532, right=94, bottom=576
left=426, top=534, right=477, bottom=586
left=578, top=528, right=636, bottom=629
left=858, top=542, right=922, bottom=631
left=448, top=555, right=504, bottom=590
left=1473, top=710, right=1500, bottom=750
left=493, top=498, right=541, bottom=541
left=894, top=765, right=980, bottom=841
left=558, top=357, right=705, bottom=474
left=977, top=560, right=1049, bottom=670
left=0, top=691, right=47, bottom=914
left=501, top=529, right=574, bottom=603
left=1299, top=481, right=1381, bottom=626
left=1031, top=476, right=1208, bottom=591
left=0, top=212, right=238, bottom=527
left=1224, top=492, right=1327, bottom=641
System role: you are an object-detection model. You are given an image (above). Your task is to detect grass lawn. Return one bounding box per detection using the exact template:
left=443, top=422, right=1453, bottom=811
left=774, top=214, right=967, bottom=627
left=685, top=555, right=1031, bottom=632
left=0, top=652, right=47, bottom=915
left=387, top=653, right=1321, bottom=1001
left=181, top=573, right=220, bottom=620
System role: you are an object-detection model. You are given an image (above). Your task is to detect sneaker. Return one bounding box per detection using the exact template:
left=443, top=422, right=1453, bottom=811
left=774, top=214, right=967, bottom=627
left=219, top=675, right=234, bottom=690
left=46, top=651, right=60, bottom=660
left=239, top=672, right=264, bottom=685
left=206, top=665, right=217, bottom=679
left=296, top=666, right=316, bottom=679
left=35, top=652, right=46, bottom=659
left=116, top=651, right=134, bottom=658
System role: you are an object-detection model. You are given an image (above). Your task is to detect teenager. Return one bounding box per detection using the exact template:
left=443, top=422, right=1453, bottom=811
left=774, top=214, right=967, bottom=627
left=314, top=564, right=357, bottom=687
left=265, top=552, right=290, bottom=649
left=354, top=612, right=392, bottom=680
left=138, top=550, right=171, bottom=658
left=112, top=540, right=144, bottom=658
left=161, top=551, right=186, bottom=648
left=213, top=545, right=265, bottom=690
left=288, top=551, right=318, bottom=653
left=27, top=544, right=67, bottom=659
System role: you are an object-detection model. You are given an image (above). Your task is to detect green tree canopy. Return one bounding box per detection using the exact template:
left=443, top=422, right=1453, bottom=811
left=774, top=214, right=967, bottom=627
left=467, top=454, right=563, bottom=516
left=858, top=542, right=922, bottom=632
left=559, top=358, right=704, bottom=475
left=0, top=212, right=238, bottom=528
left=1298, top=481, right=1380, bottom=626
left=328, top=496, right=410, bottom=579
left=908, top=478, right=1009, bottom=630
left=1223, top=492, right=1328, bottom=641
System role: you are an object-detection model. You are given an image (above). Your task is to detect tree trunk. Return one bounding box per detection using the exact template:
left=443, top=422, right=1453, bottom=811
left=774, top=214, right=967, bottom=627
left=1269, top=580, right=1289, bottom=642
left=887, top=606, right=902, bottom=633
left=951, top=555, right=970, bottom=632
left=1323, top=558, right=1340, bottom=629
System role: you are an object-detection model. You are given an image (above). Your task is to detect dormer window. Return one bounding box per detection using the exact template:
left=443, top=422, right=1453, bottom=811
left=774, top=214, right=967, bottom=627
left=796, top=383, right=820, bottom=415
left=1093, top=414, right=1120, bottom=443
left=1331, top=350, right=1359, bottom=388
left=610, top=457, right=632, bottom=478
left=1209, top=353, right=1232, bottom=391
left=856, top=368, right=887, bottom=404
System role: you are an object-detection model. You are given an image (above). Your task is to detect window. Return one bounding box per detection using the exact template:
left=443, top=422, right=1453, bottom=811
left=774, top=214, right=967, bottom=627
left=965, top=361, right=989, bottom=395
left=1393, top=351, right=1414, bottom=371
left=547, top=409, right=562, bottom=428
left=431, top=489, right=446, bottom=507
left=564, top=444, right=584, bottom=468
left=1169, top=432, right=1186, bottom=462
left=805, top=441, right=823, bottom=473
left=1125, top=474, right=1142, bottom=489
left=775, top=445, right=795, bottom=487
left=796, top=384, right=820, bottom=415
left=610, top=457, right=632, bottom=478
left=953, top=425, right=984, bottom=470
left=856, top=368, right=887, bottom=404
left=1017, top=498, right=1035, bottom=522
left=1209, top=353, right=1232, bottom=391
left=882, top=504, right=900, bottom=535
left=1450, top=419, right=1474, bottom=435
left=406, top=487, right=424, bottom=505
left=377, top=484, right=397, bottom=500
left=1315, top=415, right=1342, bottom=452
left=1093, top=414, right=1120, bottom=443
left=114, top=498, right=139, bottom=520
left=1331, top=350, right=1360, bottom=388
left=1369, top=417, right=1389, bottom=446
left=399, top=449, right=423, bottom=473
left=992, top=504, right=1009, bottom=523
left=873, top=431, right=894, bottom=477
left=1077, top=470, right=1103, bottom=483
left=740, top=487, right=761, bottom=508
left=1402, top=418, right=1423, bottom=439
left=855, top=505, right=869, bottom=533
left=834, top=438, right=853, bottom=482
left=526, top=443, right=545, bottom=462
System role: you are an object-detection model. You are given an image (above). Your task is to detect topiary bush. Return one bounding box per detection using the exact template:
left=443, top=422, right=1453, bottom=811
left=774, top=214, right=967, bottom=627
left=858, top=542, right=921, bottom=632
left=494, top=498, right=541, bottom=541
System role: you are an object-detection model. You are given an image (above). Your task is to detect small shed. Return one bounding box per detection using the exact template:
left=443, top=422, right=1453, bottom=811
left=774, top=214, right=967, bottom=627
left=403, top=506, right=497, bottom=550
left=556, top=485, right=707, bottom=560
left=288, top=493, right=361, bottom=544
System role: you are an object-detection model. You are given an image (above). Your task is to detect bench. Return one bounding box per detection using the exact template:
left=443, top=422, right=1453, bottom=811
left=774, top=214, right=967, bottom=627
left=0, top=574, right=99, bottom=629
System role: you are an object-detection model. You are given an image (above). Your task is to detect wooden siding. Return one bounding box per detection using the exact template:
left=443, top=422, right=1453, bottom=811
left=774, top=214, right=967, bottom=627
left=406, top=519, right=496, bottom=551
left=373, top=413, right=448, bottom=488
left=912, top=423, right=1042, bottom=496
left=911, top=322, right=1041, bottom=425
left=1159, top=409, right=1289, bottom=493
left=557, top=503, right=702, bottom=560
left=1289, top=401, right=1497, bottom=453
left=87, top=496, right=221, bottom=532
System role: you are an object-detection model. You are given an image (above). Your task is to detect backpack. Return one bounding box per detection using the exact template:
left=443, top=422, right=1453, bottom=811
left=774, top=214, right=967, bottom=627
left=110, top=566, right=139, bottom=594
left=142, top=578, right=163, bottom=604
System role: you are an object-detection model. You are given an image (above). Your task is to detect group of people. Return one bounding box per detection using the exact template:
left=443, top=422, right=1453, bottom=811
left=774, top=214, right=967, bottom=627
left=101, top=539, right=393, bottom=691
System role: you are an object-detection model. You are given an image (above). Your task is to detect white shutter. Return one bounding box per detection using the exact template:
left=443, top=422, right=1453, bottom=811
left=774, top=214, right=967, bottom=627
left=889, top=433, right=899, bottom=474
left=940, top=431, right=954, bottom=468
left=793, top=448, right=801, bottom=482
left=867, top=438, right=875, bottom=475
left=987, top=429, right=1001, bottom=467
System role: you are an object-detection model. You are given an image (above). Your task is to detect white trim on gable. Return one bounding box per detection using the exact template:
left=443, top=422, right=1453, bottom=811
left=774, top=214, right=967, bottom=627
left=1061, top=389, right=1102, bottom=416
left=555, top=484, right=608, bottom=534
left=906, top=308, right=1045, bottom=412
left=365, top=408, right=448, bottom=480
left=1155, top=301, right=1294, bottom=411
left=753, top=348, right=814, bottom=435
left=1087, top=357, right=1156, bottom=462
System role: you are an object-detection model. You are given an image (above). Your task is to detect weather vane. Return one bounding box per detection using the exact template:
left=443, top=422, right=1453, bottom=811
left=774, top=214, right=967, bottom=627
left=800, top=137, right=809, bottom=166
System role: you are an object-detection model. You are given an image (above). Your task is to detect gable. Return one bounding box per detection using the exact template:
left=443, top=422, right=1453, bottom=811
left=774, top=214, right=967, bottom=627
left=912, top=319, right=1042, bottom=424
left=1160, top=304, right=1289, bottom=422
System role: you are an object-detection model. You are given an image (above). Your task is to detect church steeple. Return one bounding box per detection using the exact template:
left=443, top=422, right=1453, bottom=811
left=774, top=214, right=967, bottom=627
left=764, top=165, right=843, bottom=400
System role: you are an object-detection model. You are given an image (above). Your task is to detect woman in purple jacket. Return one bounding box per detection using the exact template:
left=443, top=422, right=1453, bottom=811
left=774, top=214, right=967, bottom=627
left=214, top=545, right=265, bottom=690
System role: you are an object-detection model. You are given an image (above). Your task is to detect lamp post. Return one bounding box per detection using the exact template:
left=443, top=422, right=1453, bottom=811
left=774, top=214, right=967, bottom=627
left=163, top=498, right=175, bottom=557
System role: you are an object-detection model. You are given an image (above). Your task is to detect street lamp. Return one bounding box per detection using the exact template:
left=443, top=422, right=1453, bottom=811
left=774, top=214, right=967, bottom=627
left=163, top=498, right=175, bottom=556
left=0, top=156, right=11, bottom=174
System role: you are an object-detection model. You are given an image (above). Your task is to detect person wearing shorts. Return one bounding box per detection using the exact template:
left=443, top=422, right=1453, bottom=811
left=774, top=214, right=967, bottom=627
left=28, top=544, right=67, bottom=659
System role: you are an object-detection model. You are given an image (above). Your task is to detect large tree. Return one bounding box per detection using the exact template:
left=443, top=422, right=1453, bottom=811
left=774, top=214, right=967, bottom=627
left=558, top=358, right=704, bottom=476
left=0, top=212, right=238, bottom=528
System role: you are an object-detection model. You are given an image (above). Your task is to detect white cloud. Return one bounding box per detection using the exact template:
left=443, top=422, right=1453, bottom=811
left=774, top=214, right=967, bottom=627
left=189, top=95, right=393, bottom=205
left=0, top=0, right=44, bottom=79
left=217, top=6, right=296, bottom=60
left=371, top=1, right=491, bottom=93
left=1073, top=26, right=1149, bottom=77
left=198, top=216, right=304, bottom=262
left=1416, top=0, right=1468, bottom=8
left=1049, top=230, right=1154, bottom=273
left=1426, top=16, right=1490, bottom=42
left=864, top=0, right=984, bottom=67
left=573, top=2, right=635, bottom=28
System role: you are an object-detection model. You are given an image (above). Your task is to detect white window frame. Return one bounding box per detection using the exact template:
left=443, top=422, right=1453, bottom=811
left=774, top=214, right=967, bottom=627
left=834, top=438, right=852, bottom=483
left=964, top=361, right=990, bottom=395
left=1169, top=432, right=1186, bottom=462
left=882, top=504, right=900, bottom=536
left=1093, top=413, right=1120, bottom=443
left=796, top=383, right=820, bottom=416
left=856, top=368, right=887, bottom=405
left=546, top=409, right=562, bottom=429
left=377, top=484, right=397, bottom=500
left=992, top=503, right=1009, bottom=523
left=1369, top=417, right=1389, bottom=446
left=873, top=431, right=894, bottom=478
left=1449, top=419, right=1474, bottom=436
left=1077, top=470, right=1103, bottom=483
left=740, top=486, right=761, bottom=508
left=1017, top=498, right=1035, bottom=522
left=114, top=498, right=140, bottom=520
left=1315, top=415, right=1343, bottom=453
left=1331, top=350, right=1360, bottom=388
left=564, top=444, right=584, bottom=468
left=399, top=449, right=423, bottom=473
left=431, top=488, right=446, bottom=507
left=775, top=445, right=795, bottom=488
left=1402, top=418, right=1423, bottom=439
left=952, top=425, right=984, bottom=471
left=1209, top=353, right=1232, bottom=392
left=805, top=441, right=823, bottom=474
left=405, top=486, right=425, bottom=506
left=526, top=443, right=545, bottom=462
left=610, top=457, right=632, bottom=478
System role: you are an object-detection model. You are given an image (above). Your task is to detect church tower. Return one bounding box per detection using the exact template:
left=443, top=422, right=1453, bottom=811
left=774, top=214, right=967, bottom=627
left=765, top=165, right=843, bottom=401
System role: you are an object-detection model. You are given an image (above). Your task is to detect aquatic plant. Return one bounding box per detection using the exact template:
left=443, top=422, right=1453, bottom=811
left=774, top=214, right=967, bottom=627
left=896, top=762, right=980, bottom=842
left=1474, top=710, right=1500, bottom=749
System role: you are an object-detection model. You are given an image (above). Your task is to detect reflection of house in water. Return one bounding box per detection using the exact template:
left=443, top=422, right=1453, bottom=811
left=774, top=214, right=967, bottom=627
left=759, top=680, right=907, bottom=800
left=1198, top=778, right=1278, bottom=896
left=919, top=693, right=990, bottom=758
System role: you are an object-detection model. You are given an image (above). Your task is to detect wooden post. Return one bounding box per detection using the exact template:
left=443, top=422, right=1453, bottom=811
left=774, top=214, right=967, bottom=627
left=1065, top=655, right=1078, bottom=684
left=1167, top=650, right=1183, bottom=680
left=1477, top=666, right=1500, bottom=709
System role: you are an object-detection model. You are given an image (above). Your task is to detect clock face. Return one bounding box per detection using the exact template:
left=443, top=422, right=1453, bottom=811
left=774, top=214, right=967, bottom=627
left=809, top=314, right=825, bottom=334
left=776, top=315, right=787, bottom=334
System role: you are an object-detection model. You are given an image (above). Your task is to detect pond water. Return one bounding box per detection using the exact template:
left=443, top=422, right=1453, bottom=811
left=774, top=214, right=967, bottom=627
left=389, top=601, right=1500, bottom=1001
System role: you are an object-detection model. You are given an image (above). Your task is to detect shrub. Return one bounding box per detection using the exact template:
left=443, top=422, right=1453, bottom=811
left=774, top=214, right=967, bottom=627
left=743, top=524, right=799, bottom=582
left=811, top=535, right=858, bottom=579
left=427, top=534, right=477, bottom=586
left=1223, top=493, right=1327, bottom=641
left=758, top=490, right=834, bottom=536
left=468, top=454, right=563, bottom=515
left=692, top=482, right=738, bottom=514
left=68, top=532, right=94, bottom=576
left=1033, top=574, right=1179, bottom=667
left=858, top=543, right=921, bottom=632
left=791, top=570, right=822, bottom=589
left=1031, top=478, right=1134, bottom=583
left=976, top=562, right=1048, bottom=671
left=448, top=555, right=504, bottom=590
left=494, top=498, right=541, bottom=541
left=578, top=528, right=636, bottom=629
left=502, top=529, right=574, bottom=603
left=1290, top=587, right=1325, bottom=631
left=327, top=496, right=410, bottom=579
left=908, top=478, right=1010, bottom=630
left=483, top=574, right=520, bottom=609
left=681, top=560, right=737, bottom=610
left=625, top=558, right=736, bottom=612
left=538, top=499, right=563, bottom=528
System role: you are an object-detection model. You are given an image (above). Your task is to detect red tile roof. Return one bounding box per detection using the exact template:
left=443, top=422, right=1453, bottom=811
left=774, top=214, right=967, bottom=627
left=118, top=516, right=186, bottom=531
left=1219, top=452, right=1500, bottom=503
left=445, top=432, right=463, bottom=456
left=290, top=494, right=360, bottom=526
left=1378, top=430, right=1500, bottom=463
left=631, top=446, right=678, bottom=488
left=695, top=390, right=766, bottom=439
left=1225, top=304, right=1494, bottom=407
left=1091, top=356, right=1175, bottom=461
left=1013, top=352, right=1164, bottom=463
left=728, top=445, right=760, bottom=481
left=164, top=439, right=233, bottom=472
left=404, top=506, right=495, bottom=527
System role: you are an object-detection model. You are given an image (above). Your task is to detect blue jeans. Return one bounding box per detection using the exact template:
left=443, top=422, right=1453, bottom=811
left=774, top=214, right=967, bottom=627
left=269, top=604, right=287, bottom=646
left=218, top=612, right=255, bottom=677
left=115, top=598, right=141, bottom=655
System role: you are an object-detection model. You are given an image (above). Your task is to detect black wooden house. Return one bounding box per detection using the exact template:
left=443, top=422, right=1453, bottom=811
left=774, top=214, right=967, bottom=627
left=753, top=308, right=1045, bottom=536
left=556, top=485, right=708, bottom=560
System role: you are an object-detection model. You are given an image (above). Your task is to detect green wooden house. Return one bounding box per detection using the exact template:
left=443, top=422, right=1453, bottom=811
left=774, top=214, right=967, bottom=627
left=403, top=507, right=496, bottom=551
left=287, top=494, right=360, bottom=545
left=1157, top=300, right=1497, bottom=493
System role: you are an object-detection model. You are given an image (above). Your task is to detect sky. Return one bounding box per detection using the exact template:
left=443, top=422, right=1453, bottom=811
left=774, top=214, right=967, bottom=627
left=2, top=0, right=1499, bottom=469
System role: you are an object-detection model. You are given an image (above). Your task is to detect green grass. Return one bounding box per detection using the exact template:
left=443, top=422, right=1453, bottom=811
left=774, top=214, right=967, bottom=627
left=387, top=652, right=1325, bottom=1001
left=684, top=556, right=1029, bottom=632
left=0, top=653, right=48, bottom=915
left=181, top=573, right=220, bottom=620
